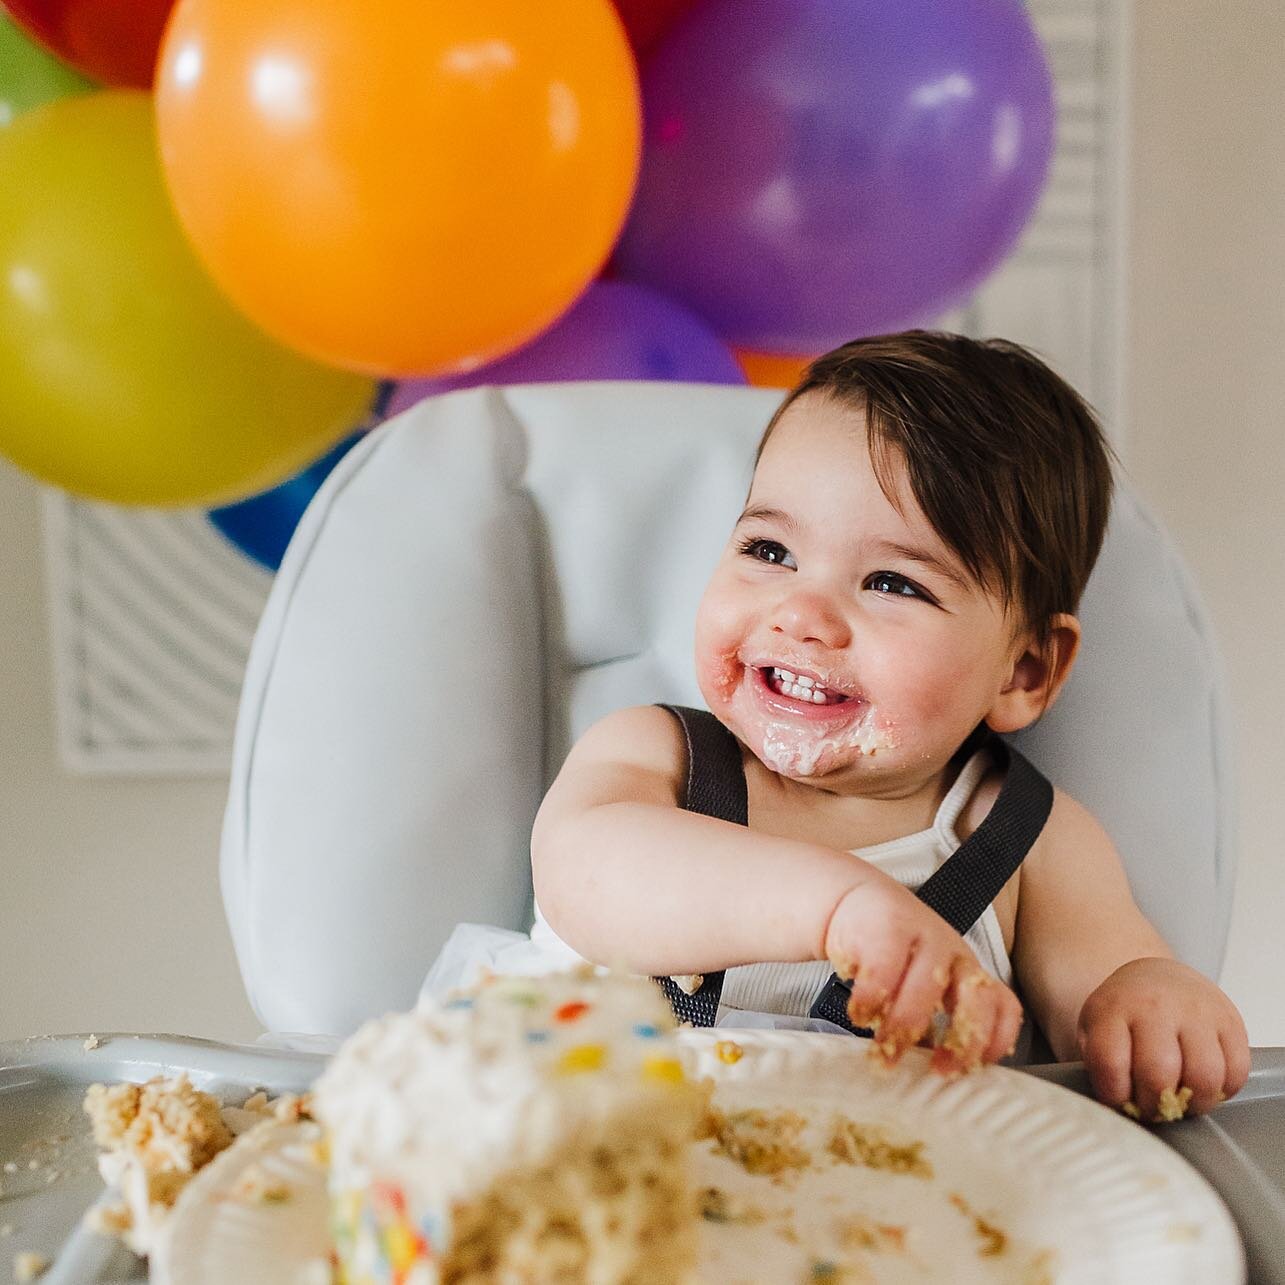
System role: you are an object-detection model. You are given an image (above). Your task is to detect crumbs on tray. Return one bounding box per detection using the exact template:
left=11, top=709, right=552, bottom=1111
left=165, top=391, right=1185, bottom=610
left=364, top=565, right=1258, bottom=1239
left=80, top=1077, right=313, bottom=1253
left=12, top=1252, right=49, bottom=1282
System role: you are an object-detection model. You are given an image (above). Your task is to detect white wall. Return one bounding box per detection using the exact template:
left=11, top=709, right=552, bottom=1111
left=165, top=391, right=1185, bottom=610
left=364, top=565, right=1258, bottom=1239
left=0, top=463, right=259, bottom=1043
left=1, top=0, right=1282, bottom=1047
left=1126, top=0, right=1285, bottom=1043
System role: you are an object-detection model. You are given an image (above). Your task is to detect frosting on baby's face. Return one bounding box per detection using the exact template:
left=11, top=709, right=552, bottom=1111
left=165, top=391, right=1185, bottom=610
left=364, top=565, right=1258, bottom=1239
left=694, top=395, right=1024, bottom=798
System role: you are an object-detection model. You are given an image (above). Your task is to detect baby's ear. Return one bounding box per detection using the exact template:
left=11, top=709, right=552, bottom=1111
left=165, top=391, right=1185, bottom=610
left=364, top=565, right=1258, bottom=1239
left=985, top=613, right=1081, bottom=734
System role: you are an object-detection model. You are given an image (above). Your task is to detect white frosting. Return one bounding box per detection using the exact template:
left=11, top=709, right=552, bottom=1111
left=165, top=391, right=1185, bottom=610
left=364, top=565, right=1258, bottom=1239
left=313, top=970, right=692, bottom=1217
left=758, top=703, right=894, bottom=777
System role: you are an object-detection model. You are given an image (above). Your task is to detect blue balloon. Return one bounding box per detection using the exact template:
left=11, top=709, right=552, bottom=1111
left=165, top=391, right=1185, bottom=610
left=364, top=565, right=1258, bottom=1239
left=207, top=428, right=367, bottom=571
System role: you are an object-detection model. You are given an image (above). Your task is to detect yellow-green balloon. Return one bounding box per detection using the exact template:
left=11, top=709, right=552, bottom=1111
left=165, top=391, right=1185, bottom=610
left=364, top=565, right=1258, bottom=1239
left=0, top=12, right=95, bottom=127
left=0, top=90, right=376, bottom=506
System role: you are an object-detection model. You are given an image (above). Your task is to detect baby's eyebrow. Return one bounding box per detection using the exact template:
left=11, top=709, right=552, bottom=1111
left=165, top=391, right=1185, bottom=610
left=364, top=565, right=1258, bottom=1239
left=870, top=538, right=970, bottom=591
left=735, top=503, right=797, bottom=532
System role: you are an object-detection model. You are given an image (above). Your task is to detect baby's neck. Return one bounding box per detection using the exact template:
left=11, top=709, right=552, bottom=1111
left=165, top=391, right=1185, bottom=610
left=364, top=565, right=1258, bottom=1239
left=743, top=751, right=964, bottom=852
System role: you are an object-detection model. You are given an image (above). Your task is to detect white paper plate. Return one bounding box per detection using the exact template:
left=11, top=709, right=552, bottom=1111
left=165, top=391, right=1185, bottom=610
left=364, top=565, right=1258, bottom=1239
left=154, top=1030, right=1245, bottom=1284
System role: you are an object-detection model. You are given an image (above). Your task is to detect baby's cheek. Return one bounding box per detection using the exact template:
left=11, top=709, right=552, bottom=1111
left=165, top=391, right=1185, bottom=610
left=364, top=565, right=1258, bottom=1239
left=695, top=643, right=741, bottom=708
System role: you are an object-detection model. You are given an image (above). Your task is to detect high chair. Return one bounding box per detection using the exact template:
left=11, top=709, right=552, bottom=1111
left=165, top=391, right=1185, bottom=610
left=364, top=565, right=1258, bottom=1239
left=219, top=381, right=1237, bottom=1039
left=9, top=382, right=1285, bottom=1284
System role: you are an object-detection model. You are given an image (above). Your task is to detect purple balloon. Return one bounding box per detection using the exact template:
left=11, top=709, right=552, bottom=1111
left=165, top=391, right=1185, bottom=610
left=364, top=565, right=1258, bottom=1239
left=386, top=279, right=745, bottom=416
left=611, top=0, right=1056, bottom=353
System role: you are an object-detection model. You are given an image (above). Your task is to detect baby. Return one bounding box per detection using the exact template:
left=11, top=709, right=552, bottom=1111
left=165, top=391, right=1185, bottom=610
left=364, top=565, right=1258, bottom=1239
left=491, top=331, right=1249, bottom=1122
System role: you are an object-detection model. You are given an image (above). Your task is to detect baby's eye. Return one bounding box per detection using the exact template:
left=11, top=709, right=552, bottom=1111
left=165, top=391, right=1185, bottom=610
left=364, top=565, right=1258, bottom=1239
left=737, top=537, right=797, bottom=569
left=866, top=571, right=926, bottom=599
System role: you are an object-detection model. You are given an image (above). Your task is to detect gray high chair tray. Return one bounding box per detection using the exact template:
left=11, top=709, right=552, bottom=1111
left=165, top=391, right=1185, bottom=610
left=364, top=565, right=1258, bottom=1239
left=0, top=1035, right=324, bottom=1284
left=4, top=1035, right=1285, bottom=1283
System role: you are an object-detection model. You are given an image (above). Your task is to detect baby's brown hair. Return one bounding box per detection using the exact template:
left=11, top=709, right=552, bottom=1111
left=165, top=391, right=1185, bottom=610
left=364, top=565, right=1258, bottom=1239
left=758, top=330, right=1116, bottom=662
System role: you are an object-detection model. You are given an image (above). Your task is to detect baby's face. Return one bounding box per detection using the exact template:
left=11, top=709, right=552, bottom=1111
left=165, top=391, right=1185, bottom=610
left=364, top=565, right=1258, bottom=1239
left=694, top=393, right=1024, bottom=792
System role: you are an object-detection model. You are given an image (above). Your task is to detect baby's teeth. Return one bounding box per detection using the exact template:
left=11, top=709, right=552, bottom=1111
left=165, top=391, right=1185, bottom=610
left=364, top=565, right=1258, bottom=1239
left=769, top=667, right=841, bottom=703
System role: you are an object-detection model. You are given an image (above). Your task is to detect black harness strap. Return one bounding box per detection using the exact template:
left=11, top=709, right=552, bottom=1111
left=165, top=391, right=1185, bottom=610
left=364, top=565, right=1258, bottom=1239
left=652, top=704, right=746, bottom=1026
left=807, top=734, right=1052, bottom=1030
left=650, top=705, right=1053, bottom=1036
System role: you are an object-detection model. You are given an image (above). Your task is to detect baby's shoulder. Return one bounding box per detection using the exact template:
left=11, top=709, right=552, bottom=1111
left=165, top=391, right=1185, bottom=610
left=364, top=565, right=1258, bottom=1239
left=555, top=704, right=688, bottom=803
left=954, top=746, right=1091, bottom=847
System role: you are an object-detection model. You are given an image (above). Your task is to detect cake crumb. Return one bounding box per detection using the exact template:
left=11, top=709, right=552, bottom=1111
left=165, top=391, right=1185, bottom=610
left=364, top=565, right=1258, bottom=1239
left=84, top=1199, right=133, bottom=1238
left=12, top=1252, right=49, bottom=1282
left=807, top=1260, right=872, bottom=1282
left=82, top=1075, right=235, bottom=1253
left=1019, top=1249, right=1058, bottom=1284
left=83, top=1035, right=100, bottom=1051
left=1155, top=1086, right=1194, bottom=1123
left=671, top=974, right=704, bottom=996
left=698, top=1186, right=764, bottom=1225
left=83, top=1077, right=232, bottom=1173
left=837, top=1213, right=908, bottom=1255
left=948, top=1192, right=1008, bottom=1257
left=234, top=1164, right=291, bottom=1205
left=828, top=1118, right=932, bottom=1179
left=714, top=1040, right=744, bottom=1065
left=271, top=1092, right=314, bottom=1123
left=705, top=1107, right=810, bottom=1176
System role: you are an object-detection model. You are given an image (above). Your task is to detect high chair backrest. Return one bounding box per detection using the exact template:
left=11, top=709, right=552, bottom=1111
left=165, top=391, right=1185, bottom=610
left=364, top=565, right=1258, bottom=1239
left=221, top=383, right=1236, bottom=1037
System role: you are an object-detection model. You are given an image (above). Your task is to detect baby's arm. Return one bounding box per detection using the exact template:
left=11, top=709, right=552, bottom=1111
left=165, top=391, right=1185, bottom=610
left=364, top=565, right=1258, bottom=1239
left=533, top=705, right=1021, bottom=1070
left=1012, top=789, right=1251, bottom=1119
left=532, top=705, right=878, bottom=973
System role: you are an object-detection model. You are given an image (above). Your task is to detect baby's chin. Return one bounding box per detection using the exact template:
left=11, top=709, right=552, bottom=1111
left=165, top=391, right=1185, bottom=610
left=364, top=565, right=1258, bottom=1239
left=754, top=720, right=890, bottom=780
left=707, top=678, right=895, bottom=781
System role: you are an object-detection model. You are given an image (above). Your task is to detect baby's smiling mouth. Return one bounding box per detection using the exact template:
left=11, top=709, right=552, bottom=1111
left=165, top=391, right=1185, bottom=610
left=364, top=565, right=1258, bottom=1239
left=757, top=665, right=852, bottom=707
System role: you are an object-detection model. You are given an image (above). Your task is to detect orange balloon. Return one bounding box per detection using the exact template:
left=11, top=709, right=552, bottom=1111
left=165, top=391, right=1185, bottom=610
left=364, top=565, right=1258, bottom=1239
left=155, top=0, right=641, bottom=378
left=735, top=349, right=817, bottom=389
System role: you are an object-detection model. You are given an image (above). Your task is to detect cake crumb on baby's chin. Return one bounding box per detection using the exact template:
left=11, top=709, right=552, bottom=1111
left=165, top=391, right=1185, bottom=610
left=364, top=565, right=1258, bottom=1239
left=12, top=1251, right=49, bottom=1282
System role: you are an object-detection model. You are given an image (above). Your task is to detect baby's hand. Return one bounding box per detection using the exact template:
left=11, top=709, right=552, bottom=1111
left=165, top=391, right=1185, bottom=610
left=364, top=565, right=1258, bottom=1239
left=823, top=879, right=1023, bottom=1075
left=1076, top=957, right=1251, bottom=1122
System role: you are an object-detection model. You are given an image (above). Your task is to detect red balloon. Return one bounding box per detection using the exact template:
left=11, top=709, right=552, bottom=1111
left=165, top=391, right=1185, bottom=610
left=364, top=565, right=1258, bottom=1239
left=2, top=0, right=176, bottom=87
left=611, top=0, right=703, bottom=56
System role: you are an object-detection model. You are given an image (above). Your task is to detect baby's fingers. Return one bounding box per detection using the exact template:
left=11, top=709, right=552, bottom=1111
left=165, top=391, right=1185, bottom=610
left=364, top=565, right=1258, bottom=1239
left=839, top=950, right=907, bottom=1032
left=981, top=985, right=1024, bottom=1064
left=1220, top=1025, right=1252, bottom=1102
left=1177, top=1028, right=1227, bottom=1117
left=933, top=958, right=1003, bottom=1075
left=870, top=939, right=945, bottom=1063
left=1079, top=1013, right=1134, bottom=1109
left=1125, top=1019, right=1185, bottom=1122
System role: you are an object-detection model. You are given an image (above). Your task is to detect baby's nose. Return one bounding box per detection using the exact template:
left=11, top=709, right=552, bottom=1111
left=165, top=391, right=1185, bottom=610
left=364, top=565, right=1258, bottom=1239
left=769, top=589, right=851, bottom=650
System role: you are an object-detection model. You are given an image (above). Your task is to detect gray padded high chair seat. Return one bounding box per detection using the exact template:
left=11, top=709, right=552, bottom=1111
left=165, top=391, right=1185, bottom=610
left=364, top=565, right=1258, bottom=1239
left=220, top=382, right=1236, bottom=1039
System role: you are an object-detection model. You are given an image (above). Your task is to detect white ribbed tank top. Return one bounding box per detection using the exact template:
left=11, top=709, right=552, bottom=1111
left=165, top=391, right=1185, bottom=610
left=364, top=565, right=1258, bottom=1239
left=528, top=748, right=1020, bottom=1025
left=718, top=749, right=1014, bottom=1016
